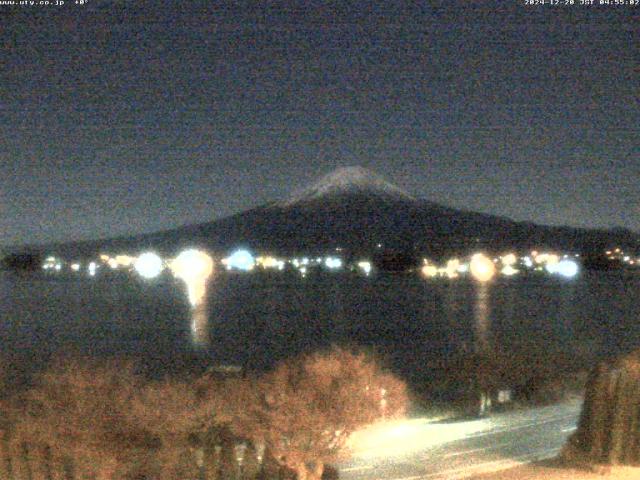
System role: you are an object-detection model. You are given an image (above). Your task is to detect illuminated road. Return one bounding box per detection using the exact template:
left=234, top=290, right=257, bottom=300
left=339, top=399, right=581, bottom=480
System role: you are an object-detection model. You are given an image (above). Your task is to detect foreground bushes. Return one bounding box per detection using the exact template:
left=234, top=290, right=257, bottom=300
left=0, top=347, right=408, bottom=480
left=566, top=348, right=640, bottom=466
left=414, top=347, right=589, bottom=416
left=231, top=347, right=407, bottom=480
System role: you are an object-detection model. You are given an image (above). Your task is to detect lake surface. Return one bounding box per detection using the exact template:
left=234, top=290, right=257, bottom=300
left=1, top=270, right=639, bottom=386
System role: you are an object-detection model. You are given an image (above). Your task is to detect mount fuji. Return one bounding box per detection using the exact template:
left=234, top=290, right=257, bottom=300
left=21, top=166, right=640, bottom=259
left=280, top=166, right=416, bottom=207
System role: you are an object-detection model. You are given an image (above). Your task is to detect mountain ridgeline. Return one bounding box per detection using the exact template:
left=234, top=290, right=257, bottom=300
left=14, top=167, right=640, bottom=260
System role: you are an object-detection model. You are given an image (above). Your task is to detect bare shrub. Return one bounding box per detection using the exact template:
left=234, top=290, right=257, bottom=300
left=125, top=375, right=232, bottom=478
left=231, top=346, right=409, bottom=480
left=6, top=356, right=237, bottom=479
left=8, top=356, right=145, bottom=479
left=2, top=348, right=409, bottom=479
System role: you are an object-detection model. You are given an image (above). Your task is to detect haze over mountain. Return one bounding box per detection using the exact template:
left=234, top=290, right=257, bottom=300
left=9, top=167, right=640, bottom=259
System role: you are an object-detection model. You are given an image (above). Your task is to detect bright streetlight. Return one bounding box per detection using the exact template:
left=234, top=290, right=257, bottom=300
left=134, top=252, right=163, bottom=279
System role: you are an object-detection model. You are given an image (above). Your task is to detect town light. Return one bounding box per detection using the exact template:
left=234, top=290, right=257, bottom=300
left=445, top=259, right=460, bottom=278
left=470, top=253, right=496, bottom=282
left=224, top=249, right=255, bottom=271
left=256, top=256, right=282, bottom=269
left=170, top=249, right=214, bottom=306
left=357, top=261, right=372, bottom=275
left=134, top=252, right=164, bottom=279
left=552, top=259, right=579, bottom=278
left=325, top=257, right=342, bottom=269
left=421, top=264, right=438, bottom=278
left=537, top=253, right=559, bottom=266
left=501, top=253, right=517, bottom=266
left=501, top=265, right=519, bottom=276
left=115, top=255, right=134, bottom=267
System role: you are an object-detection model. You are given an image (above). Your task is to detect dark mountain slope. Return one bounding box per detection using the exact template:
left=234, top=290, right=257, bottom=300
left=9, top=166, right=639, bottom=259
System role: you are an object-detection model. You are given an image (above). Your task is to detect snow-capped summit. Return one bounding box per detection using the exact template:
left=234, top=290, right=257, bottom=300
left=281, top=166, right=416, bottom=207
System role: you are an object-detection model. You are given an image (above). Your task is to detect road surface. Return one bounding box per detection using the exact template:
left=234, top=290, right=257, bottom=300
left=339, top=399, right=582, bottom=480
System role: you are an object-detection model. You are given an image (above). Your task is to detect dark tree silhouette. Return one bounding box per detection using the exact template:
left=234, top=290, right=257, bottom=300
left=0, top=253, right=41, bottom=272
left=568, top=348, right=640, bottom=465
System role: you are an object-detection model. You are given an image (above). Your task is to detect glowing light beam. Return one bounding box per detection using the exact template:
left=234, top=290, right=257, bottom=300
left=169, top=249, right=214, bottom=307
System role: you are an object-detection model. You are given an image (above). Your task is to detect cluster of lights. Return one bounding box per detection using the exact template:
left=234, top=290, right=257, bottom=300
left=40, top=244, right=593, bottom=285
left=421, top=258, right=466, bottom=279
left=292, top=257, right=316, bottom=277
left=421, top=250, right=581, bottom=281
left=527, top=251, right=578, bottom=277
left=421, top=254, right=496, bottom=281
left=91, top=253, right=136, bottom=273
left=255, top=256, right=285, bottom=270
left=42, top=247, right=378, bottom=280
left=102, top=254, right=135, bottom=270
left=535, top=252, right=559, bottom=266
left=117, top=246, right=373, bottom=305
left=291, top=257, right=314, bottom=269
left=606, top=247, right=639, bottom=267
left=42, top=256, right=102, bottom=277
left=42, top=256, right=62, bottom=272
left=219, top=251, right=372, bottom=277
left=129, top=249, right=216, bottom=308
left=45, top=252, right=153, bottom=278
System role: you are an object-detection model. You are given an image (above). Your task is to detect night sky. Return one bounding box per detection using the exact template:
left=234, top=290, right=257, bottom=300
left=2, top=1, right=638, bottom=247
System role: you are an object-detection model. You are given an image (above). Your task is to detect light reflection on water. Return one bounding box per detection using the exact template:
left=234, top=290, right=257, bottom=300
left=190, top=302, right=210, bottom=348
left=1, top=271, right=639, bottom=378
left=473, top=282, right=491, bottom=354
